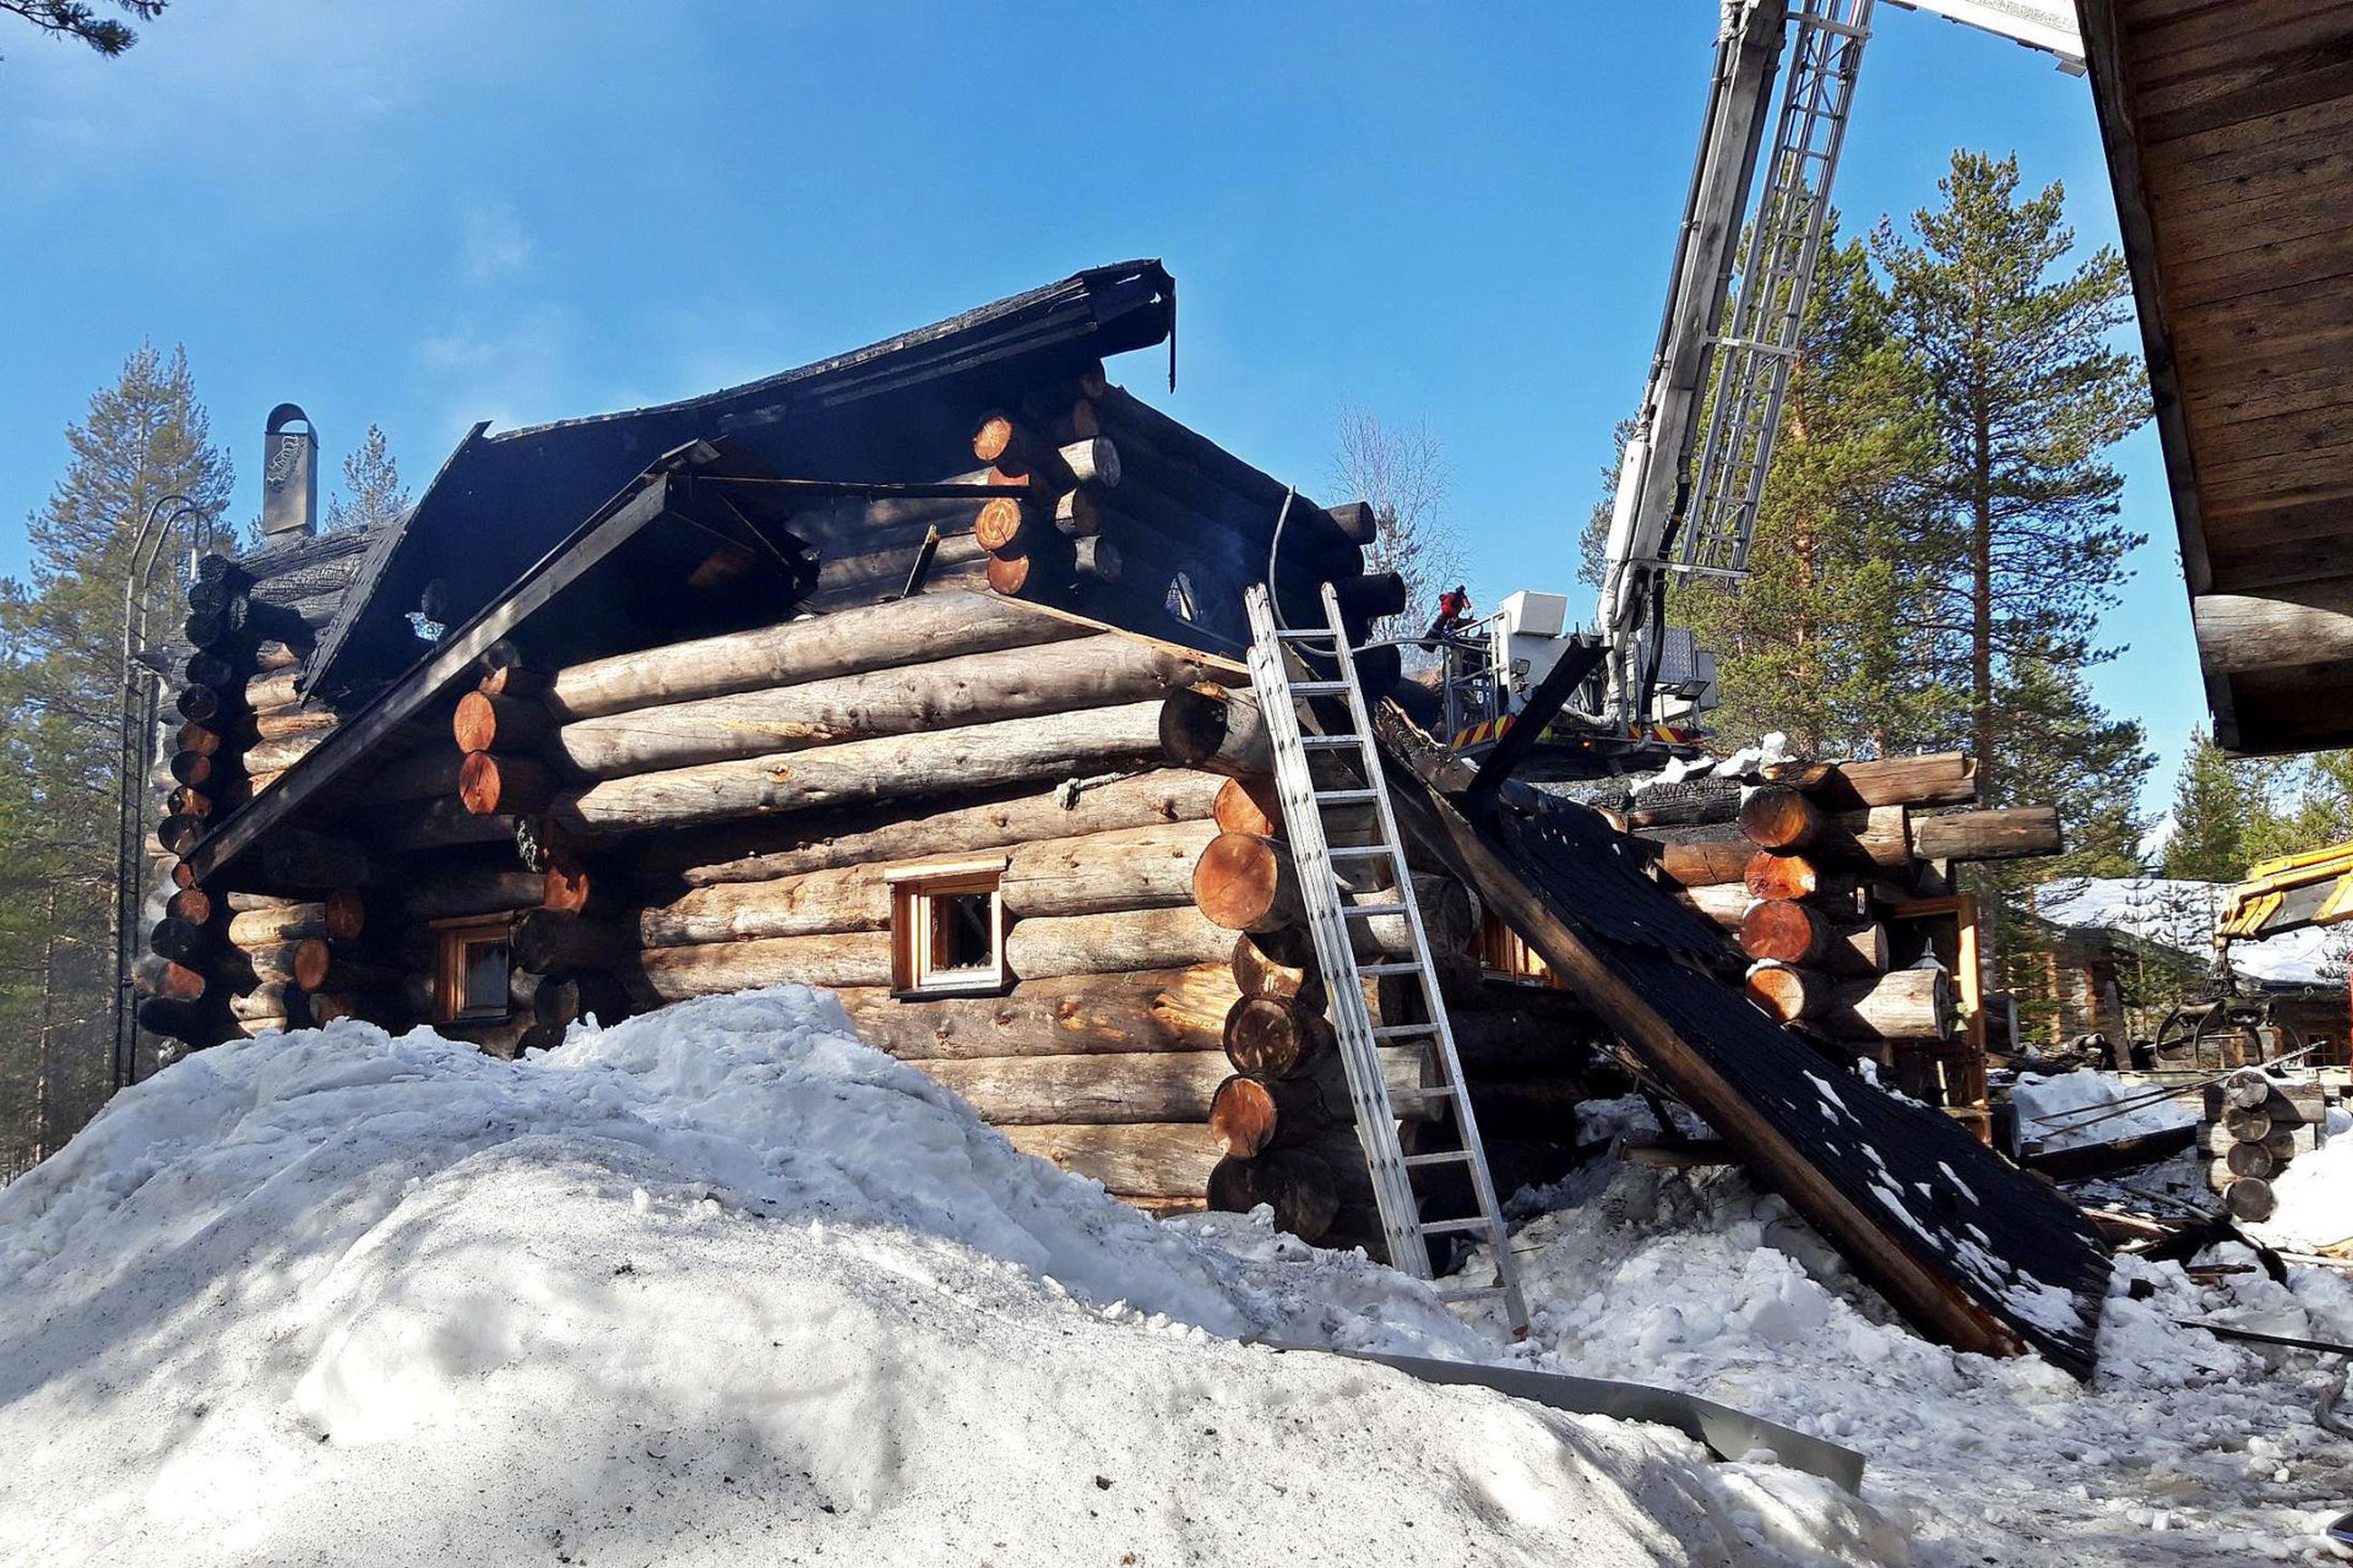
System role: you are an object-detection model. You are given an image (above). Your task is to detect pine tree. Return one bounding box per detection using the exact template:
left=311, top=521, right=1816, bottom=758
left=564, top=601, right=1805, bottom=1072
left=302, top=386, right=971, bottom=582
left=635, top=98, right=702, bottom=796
left=1872, top=152, right=2147, bottom=818
left=1668, top=229, right=1956, bottom=755
left=0, top=342, right=232, bottom=1144
left=2162, top=727, right=2250, bottom=881
left=325, top=423, right=412, bottom=533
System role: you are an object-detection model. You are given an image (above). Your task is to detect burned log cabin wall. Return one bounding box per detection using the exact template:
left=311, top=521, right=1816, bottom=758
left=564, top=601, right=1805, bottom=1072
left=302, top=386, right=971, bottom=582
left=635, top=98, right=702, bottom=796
left=139, top=527, right=379, bottom=1046
left=143, top=338, right=1582, bottom=1232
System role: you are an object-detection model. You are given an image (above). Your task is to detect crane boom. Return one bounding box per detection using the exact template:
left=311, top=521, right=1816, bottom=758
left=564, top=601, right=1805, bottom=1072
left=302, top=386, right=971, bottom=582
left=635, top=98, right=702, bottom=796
left=1594, top=0, right=2083, bottom=730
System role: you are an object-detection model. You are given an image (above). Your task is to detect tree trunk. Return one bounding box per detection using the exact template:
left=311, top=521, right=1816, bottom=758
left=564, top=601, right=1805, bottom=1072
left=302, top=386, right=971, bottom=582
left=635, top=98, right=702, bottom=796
left=551, top=701, right=1167, bottom=838
left=829, top=965, right=1237, bottom=1060
left=544, top=589, right=1085, bottom=720
left=550, top=633, right=1200, bottom=778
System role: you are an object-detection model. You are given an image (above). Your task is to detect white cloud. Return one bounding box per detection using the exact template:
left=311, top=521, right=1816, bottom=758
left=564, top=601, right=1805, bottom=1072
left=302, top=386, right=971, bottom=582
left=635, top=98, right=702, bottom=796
left=460, top=200, right=532, bottom=283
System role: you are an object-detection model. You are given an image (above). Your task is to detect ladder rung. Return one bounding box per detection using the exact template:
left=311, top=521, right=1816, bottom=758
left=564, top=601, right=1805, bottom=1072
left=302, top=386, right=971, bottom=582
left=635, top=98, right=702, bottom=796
left=1328, top=845, right=1396, bottom=860
left=1340, top=903, right=1408, bottom=919
left=1418, top=1218, right=1496, bottom=1238
left=1316, top=790, right=1379, bottom=805
left=1403, top=1149, right=1475, bottom=1169
left=1371, top=1022, right=1436, bottom=1039
left=1358, top=962, right=1422, bottom=976
left=1300, top=734, right=1363, bottom=748
left=1437, top=1284, right=1508, bottom=1302
left=1274, top=629, right=1338, bottom=642
left=1290, top=680, right=1350, bottom=696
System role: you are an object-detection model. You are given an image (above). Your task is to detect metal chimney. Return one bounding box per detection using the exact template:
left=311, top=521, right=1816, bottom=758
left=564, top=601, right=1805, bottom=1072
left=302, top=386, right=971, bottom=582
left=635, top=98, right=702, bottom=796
left=261, top=403, right=319, bottom=539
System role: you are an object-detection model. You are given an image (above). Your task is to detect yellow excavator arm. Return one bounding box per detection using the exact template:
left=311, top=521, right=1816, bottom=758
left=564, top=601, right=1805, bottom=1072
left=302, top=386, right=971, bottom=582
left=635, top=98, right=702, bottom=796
left=2219, top=841, right=2353, bottom=940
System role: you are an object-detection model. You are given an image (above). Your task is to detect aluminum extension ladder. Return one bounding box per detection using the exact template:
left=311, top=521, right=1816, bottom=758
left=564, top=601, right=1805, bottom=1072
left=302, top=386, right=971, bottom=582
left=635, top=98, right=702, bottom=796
left=1243, top=582, right=1529, bottom=1333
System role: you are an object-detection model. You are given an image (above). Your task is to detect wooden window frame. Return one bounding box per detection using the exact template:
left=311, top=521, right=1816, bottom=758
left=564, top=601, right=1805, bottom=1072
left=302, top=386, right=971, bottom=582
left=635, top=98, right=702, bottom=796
left=886, top=857, right=1012, bottom=999
left=1475, top=905, right=1567, bottom=990
left=432, top=914, right=516, bottom=1025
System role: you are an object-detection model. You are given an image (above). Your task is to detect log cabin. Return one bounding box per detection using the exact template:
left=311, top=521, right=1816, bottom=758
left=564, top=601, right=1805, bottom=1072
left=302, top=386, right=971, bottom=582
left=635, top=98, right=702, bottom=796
left=145, top=261, right=2110, bottom=1373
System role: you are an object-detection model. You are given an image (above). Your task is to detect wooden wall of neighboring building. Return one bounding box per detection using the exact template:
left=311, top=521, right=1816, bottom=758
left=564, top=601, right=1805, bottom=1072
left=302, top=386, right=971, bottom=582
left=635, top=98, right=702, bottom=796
left=2082, top=0, right=2353, bottom=751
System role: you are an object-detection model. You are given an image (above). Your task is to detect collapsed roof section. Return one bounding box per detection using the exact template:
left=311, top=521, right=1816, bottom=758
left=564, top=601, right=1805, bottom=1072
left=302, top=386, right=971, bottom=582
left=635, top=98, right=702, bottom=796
left=305, top=261, right=1176, bottom=702
left=1372, top=708, right=2113, bottom=1376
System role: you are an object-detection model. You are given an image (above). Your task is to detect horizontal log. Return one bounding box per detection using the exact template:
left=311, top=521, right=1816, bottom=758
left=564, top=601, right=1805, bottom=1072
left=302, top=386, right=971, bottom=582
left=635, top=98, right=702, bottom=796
left=546, top=589, right=1083, bottom=721
left=1232, top=927, right=1321, bottom=1008
left=1739, top=901, right=1884, bottom=976
left=176, top=721, right=223, bottom=758
left=638, top=862, right=890, bottom=946
left=830, top=965, right=1237, bottom=1060
left=1157, top=685, right=1269, bottom=777
left=1206, top=1147, right=1342, bottom=1241
left=1679, top=882, right=1752, bottom=930
left=373, top=796, right=519, bottom=853
left=1740, top=788, right=1911, bottom=872
left=402, top=868, right=549, bottom=923
left=147, top=961, right=206, bottom=1002
left=1222, top=992, right=1338, bottom=1079
left=250, top=706, right=338, bottom=742
left=999, top=819, right=1220, bottom=919
left=550, top=632, right=1197, bottom=779
left=630, top=930, right=896, bottom=1002
left=627, top=769, right=1224, bottom=889
left=1192, top=831, right=1301, bottom=934
left=1744, top=851, right=1853, bottom=903
left=512, top=912, right=634, bottom=974
left=1910, top=807, right=2063, bottom=863
left=1005, top=905, right=1235, bottom=980
left=999, top=1122, right=1222, bottom=1199
left=2192, top=584, right=2353, bottom=675
left=1764, top=752, right=1977, bottom=810
left=226, top=895, right=364, bottom=946
left=453, top=691, right=554, bottom=755
left=245, top=667, right=302, bottom=709
left=1211, top=1074, right=1340, bottom=1158
left=293, top=943, right=397, bottom=993
left=914, top=1050, right=1229, bottom=1126
left=262, top=828, right=372, bottom=889
left=1745, top=962, right=1953, bottom=1042
left=552, top=700, right=1167, bottom=839
left=459, top=752, right=556, bottom=816
left=138, top=994, right=214, bottom=1039
left=1648, top=837, right=1756, bottom=889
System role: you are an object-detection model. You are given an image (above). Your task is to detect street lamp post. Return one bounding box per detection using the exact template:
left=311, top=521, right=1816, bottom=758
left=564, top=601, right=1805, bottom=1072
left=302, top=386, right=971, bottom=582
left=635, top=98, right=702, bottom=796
left=110, top=492, right=220, bottom=1093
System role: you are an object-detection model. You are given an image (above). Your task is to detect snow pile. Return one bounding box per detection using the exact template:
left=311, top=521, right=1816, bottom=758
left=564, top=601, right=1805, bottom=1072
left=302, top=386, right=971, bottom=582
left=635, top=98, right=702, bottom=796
left=1445, top=1101, right=2353, bottom=1565
left=2034, top=876, right=2348, bottom=988
left=2253, top=1132, right=2353, bottom=1254
left=2012, top=1069, right=2197, bottom=1152
left=0, top=990, right=1884, bottom=1567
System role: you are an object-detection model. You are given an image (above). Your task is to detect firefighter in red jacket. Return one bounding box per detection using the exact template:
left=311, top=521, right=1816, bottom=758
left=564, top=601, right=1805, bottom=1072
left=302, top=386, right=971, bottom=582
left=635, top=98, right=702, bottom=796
left=1424, top=584, right=1472, bottom=641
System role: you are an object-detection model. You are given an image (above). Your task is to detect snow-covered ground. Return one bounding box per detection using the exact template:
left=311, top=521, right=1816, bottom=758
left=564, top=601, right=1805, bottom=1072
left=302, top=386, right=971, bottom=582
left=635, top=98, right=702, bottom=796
left=0, top=991, right=1888, bottom=1567
left=2, top=990, right=2348, bottom=1565
left=2013, top=1068, right=2200, bottom=1153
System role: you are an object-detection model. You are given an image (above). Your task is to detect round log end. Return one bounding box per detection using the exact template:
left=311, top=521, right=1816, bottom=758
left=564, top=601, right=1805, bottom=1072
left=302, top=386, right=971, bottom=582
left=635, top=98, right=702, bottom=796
left=323, top=889, right=367, bottom=942
left=543, top=856, right=592, bottom=914
left=2224, top=1176, right=2275, bottom=1222
left=1214, top=775, right=1282, bottom=838
left=1223, top=993, right=1332, bottom=1078
left=1739, top=785, right=1822, bottom=853
left=291, top=938, right=334, bottom=993
left=158, top=813, right=205, bottom=858
left=1744, top=962, right=1822, bottom=1023
left=452, top=690, right=499, bottom=754
left=973, top=411, right=1017, bottom=464
left=1209, top=1076, right=1281, bottom=1159
left=975, top=496, right=1029, bottom=553
left=986, top=550, right=1038, bottom=597
left=1206, top=1148, right=1339, bottom=1241
left=1192, top=832, right=1294, bottom=933
left=1739, top=900, right=1818, bottom=965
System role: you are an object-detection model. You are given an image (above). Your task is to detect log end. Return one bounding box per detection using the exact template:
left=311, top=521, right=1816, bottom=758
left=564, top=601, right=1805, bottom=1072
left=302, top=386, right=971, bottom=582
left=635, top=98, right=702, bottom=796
left=1209, top=1076, right=1280, bottom=1158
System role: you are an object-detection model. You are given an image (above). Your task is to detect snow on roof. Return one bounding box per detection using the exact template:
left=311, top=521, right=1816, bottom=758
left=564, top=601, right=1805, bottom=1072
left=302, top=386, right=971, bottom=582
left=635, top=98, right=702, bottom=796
left=2033, top=875, right=2346, bottom=989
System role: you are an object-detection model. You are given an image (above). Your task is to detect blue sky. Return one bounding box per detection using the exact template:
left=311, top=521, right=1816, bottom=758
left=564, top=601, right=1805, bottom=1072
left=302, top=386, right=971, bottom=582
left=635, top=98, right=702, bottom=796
left=0, top=1, right=2199, bottom=814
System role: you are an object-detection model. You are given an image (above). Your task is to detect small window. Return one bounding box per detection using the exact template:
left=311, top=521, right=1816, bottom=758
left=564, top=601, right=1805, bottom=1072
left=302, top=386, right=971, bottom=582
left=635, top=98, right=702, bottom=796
left=433, top=917, right=514, bottom=1023
left=1476, top=907, right=1565, bottom=990
left=888, top=860, right=1011, bottom=997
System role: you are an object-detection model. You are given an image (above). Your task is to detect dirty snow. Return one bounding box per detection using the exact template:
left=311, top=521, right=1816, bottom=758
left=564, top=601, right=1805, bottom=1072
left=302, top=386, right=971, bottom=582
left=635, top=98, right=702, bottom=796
left=2253, top=1133, right=2353, bottom=1255
left=0, top=989, right=1891, bottom=1567
left=2014, top=1069, right=2200, bottom=1153
left=1445, top=1097, right=2353, bottom=1566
